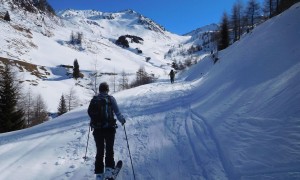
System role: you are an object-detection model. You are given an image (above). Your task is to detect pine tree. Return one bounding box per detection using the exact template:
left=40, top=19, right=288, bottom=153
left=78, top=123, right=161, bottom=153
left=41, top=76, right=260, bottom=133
left=4, top=11, right=11, bottom=21
left=77, top=32, right=83, bottom=45
left=218, top=12, right=230, bottom=51
left=278, top=0, right=300, bottom=13
left=0, top=64, right=25, bottom=133
left=70, top=31, right=75, bottom=45
left=57, top=94, right=67, bottom=116
left=73, top=59, right=80, bottom=79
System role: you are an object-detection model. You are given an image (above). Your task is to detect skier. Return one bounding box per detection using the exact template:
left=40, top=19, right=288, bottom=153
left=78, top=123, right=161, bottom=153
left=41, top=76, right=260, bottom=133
left=169, top=69, right=175, bottom=84
left=88, top=82, right=126, bottom=180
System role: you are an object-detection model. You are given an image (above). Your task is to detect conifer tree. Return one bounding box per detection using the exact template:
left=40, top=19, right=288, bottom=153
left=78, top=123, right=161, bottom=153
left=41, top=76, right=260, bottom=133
left=70, top=31, right=75, bottom=45
left=0, top=64, right=25, bottom=133
left=73, top=59, right=80, bottom=79
left=57, top=94, right=67, bottom=116
left=278, top=0, right=300, bottom=13
left=4, top=11, right=11, bottom=21
left=77, top=32, right=83, bottom=45
left=218, top=12, right=230, bottom=51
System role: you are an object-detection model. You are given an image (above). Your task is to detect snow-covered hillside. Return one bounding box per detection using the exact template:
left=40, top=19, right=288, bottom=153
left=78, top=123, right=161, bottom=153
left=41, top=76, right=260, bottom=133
left=0, top=0, right=195, bottom=111
left=0, top=2, right=299, bottom=180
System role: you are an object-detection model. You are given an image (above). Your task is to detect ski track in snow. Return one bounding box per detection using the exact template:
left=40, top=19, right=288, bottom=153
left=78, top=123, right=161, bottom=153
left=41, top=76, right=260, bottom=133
left=0, top=77, right=299, bottom=179
left=113, top=80, right=229, bottom=180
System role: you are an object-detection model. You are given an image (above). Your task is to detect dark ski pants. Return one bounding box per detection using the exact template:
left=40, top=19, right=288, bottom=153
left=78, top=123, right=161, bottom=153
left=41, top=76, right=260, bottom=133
left=93, top=128, right=116, bottom=174
left=170, top=77, right=174, bottom=84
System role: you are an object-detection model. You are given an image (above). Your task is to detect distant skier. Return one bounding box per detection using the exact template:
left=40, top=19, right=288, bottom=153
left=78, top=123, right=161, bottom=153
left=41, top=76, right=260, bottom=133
left=88, top=82, right=126, bottom=180
left=169, top=69, right=175, bottom=84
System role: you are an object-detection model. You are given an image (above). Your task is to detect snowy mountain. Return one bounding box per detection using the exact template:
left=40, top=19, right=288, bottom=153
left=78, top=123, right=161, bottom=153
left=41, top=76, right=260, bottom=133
left=0, top=1, right=299, bottom=180
left=0, top=0, right=194, bottom=112
left=184, top=23, right=219, bottom=37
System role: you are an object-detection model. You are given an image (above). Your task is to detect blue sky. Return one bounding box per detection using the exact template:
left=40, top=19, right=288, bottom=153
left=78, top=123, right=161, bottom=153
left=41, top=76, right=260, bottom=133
left=47, top=0, right=264, bottom=35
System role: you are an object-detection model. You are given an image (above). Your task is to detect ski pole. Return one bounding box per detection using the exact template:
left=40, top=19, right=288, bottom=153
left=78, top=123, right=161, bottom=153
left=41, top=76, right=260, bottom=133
left=124, top=124, right=136, bottom=180
left=83, top=126, right=91, bottom=161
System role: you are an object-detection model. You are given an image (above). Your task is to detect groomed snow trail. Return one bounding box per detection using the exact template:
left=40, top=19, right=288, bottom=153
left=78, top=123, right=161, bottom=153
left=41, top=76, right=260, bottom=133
left=115, top=80, right=228, bottom=180
left=0, top=80, right=229, bottom=180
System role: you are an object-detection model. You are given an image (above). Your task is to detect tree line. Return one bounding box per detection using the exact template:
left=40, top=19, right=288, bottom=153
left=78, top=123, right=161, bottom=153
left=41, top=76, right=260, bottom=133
left=0, top=58, right=157, bottom=133
left=0, top=62, right=81, bottom=133
left=88, top=63, right=157, bottom=95
left=217, top=0, right=300, bottom=51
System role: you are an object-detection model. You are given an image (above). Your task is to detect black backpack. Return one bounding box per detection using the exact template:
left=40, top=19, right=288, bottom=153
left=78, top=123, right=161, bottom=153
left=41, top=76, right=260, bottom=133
left=88, top=96, right=116, bottom=129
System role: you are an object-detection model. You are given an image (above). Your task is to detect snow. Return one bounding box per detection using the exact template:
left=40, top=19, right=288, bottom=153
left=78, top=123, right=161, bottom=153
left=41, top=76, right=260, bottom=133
left=0, top=1, right=188, bottom=112
left=1, top=2, right=300, bottom=180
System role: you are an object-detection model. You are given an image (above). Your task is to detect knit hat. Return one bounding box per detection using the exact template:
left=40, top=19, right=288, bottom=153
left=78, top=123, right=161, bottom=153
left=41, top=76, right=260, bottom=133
left=99, top=82, right=109, bottom=92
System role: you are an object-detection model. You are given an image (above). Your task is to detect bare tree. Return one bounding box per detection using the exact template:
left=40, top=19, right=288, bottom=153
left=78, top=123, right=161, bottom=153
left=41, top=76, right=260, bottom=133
left=21, top=88, right=34, bottom=126
left=246, top=0, right=261, bottom=30
left=65, top=87, right=79, bottom=111
left=110, top=68, right=117, bottom=93
left=20, top=89, right=48, bottom=127
left=131, top=67, right=156, bottom=87
left=263, top=0, right=278, bottom=18
left=231, top=0, right=244, bottom=41
left=119, top=70, right=129, bottom=91
left=88, top=57, right=102, bottom=95
left=31, top=94, right=48, bottom=126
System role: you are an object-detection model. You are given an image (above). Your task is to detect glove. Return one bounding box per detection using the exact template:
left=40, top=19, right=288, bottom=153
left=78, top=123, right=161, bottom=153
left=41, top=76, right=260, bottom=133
left=120, top=118, right=126, bottom=126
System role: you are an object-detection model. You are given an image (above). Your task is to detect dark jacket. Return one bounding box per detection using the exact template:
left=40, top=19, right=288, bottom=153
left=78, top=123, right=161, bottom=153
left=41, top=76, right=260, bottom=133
left=88, top=92, right=125, bottom=128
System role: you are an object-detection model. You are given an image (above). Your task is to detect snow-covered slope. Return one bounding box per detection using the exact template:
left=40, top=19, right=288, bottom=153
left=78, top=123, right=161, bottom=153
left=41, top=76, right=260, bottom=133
left=0, top=0, right=192, bottom=111
left=0, top=2, right=299, bottom=180
left=181, top=2, right=300, bottom=179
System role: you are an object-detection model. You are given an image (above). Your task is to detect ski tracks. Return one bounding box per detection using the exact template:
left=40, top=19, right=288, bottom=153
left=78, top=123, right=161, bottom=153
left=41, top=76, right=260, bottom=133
left=163, top=105, right=228, bottom=179
left=188, top=109, right=228, bottom=180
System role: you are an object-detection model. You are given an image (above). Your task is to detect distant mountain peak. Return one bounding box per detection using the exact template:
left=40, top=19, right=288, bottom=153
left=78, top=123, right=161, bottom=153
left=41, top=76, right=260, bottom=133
left=120, top=9, right=138, bottom=14
left=57, top=8, right=166, bottom=33
left=184, top=23, right=219, bottom=36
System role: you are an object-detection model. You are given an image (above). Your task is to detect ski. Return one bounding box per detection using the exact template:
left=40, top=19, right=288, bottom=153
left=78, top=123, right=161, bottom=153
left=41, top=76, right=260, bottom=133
left=105, top=160, right=123, bottom=180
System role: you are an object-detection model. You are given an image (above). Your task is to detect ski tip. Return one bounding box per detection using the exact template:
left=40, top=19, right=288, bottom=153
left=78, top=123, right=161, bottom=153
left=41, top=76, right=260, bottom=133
left=116, top=160, right=122, bottom=166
